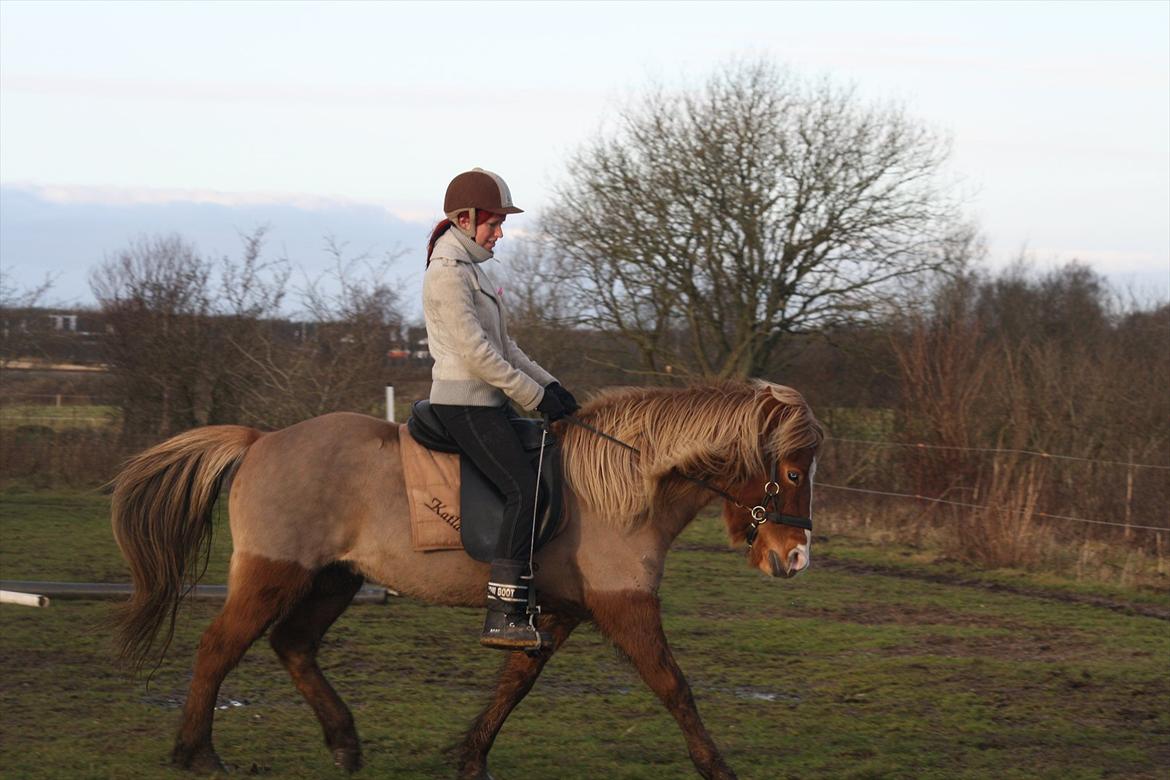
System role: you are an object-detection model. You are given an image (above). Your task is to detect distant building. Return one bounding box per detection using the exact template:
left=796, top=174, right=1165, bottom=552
left=1, top=307, right=107, bottom=365
left=408, top=326, right=430, bottom=361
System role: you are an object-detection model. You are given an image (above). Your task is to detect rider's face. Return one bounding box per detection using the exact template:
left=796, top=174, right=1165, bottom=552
left=475, top=214, right=505, bottom=251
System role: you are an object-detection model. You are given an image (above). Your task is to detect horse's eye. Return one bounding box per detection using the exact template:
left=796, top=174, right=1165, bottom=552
left=787, top=470, right=800, bottom=483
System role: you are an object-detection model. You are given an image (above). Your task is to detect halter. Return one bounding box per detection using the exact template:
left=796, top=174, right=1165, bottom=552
left=737, top=460, right=813, bottom=550
left=561, top=415, right=813, bottom=549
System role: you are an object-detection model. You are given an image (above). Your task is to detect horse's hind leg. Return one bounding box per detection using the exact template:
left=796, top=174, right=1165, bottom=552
left=269, top=563, right=365, bottom=772
left=458, top=612, right=580, bottom=780
left=172, top=553, right=313, bottom=772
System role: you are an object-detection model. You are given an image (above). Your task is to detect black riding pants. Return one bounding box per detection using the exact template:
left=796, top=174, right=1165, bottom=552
left=430, top=403, right=538, bottom=562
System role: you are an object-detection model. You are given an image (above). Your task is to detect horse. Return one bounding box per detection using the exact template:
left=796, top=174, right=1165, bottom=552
left=110, top=379, right=823, bottom=779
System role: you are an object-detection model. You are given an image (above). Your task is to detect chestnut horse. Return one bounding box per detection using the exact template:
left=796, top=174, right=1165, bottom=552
left=110, top=380, right=822, bottom=779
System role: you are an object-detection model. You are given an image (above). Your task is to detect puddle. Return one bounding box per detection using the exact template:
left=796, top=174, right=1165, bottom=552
left=216, top=698, right=249, bottom=710
left=141, top=695, right=253, bottom=710
left=730, top=687, right=802, bottom=704
left=141, top=695, right=184, bottom=709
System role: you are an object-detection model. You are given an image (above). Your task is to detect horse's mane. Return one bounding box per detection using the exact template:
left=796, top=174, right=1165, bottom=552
left=561, top=380, right=824, bottom=527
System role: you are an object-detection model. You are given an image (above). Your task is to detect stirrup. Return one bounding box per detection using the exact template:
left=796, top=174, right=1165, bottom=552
left=480, top=610, right=548, bottom=651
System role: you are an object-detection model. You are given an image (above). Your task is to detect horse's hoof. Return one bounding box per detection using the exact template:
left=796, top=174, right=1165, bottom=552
left=172, top=744, right=227, bottom=774
left=456, top=763, right=494, bottom=780
left=332, top=746, right=362, bottom=772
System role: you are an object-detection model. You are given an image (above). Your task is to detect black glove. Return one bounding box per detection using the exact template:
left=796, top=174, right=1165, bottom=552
left=549, top=382, right=580, bottom=415
left=537, top=385, right=568, bottom=421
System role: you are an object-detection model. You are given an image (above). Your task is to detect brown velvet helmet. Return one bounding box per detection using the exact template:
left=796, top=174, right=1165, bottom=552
left=443, top=168, right=524, bottom=219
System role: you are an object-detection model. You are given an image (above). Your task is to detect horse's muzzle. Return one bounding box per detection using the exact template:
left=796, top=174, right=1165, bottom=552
left=768, top=548, right=808, bottom=579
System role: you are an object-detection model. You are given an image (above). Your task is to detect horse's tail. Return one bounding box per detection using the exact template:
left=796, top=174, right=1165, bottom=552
left=110, top=424, right=262, bottom=672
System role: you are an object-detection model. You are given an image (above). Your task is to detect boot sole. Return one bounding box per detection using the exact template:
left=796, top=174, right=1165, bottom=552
left=479, top=634, right=548, bottom=651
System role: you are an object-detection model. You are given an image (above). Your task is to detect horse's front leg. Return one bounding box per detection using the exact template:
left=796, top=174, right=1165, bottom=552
left=587, top=590, right=736, bottom=780
left=458, top=611, right=581, bottom=780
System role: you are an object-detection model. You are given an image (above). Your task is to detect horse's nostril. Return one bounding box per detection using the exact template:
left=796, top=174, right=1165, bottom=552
left=788, top=547, right=807, bottom=573
left=768, top=550, right=784, bottom=577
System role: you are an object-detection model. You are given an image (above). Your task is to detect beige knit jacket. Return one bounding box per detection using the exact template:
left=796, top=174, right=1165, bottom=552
left=422, top=227, right=555, bottom=409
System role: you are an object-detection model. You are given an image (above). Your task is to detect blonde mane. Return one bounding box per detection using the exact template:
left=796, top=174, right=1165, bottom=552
left=560, top=380, right=823, bottom=526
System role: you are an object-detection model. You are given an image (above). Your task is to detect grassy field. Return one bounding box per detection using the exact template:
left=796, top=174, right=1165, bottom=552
left=0, top=404, right=121, bottom=431
left=1, top=487, right=1168, bottom=779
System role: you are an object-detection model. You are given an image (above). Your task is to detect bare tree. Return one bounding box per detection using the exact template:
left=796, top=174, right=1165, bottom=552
left=545, top=59, right=963, bottom=379
left=91, top=230, right=291, bottom=434
left=91, top=234, right=216, bottom=434
left=495, top=234, right=578, bottom=327
left=0, top=269, right=55, bottom=368
left=220, top=225, right=290, bottom=318
left=91, top=226, right=411, bottom=434
left=227, top=238, right=406, bottom=428
left=492, top=235, right=633, bottom=389
left=886, top=262, right=1169, bottom=561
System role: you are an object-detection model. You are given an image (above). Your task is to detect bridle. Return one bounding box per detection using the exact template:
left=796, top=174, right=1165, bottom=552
left=561, top=415, right=813, bottom=550
left=733, top=459, right=813, bottom=548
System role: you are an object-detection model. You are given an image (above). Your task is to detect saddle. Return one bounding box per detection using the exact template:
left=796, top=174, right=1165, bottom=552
left=402, top=400, right=565, bottom=562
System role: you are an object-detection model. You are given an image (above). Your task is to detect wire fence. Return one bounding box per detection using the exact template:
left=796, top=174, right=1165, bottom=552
left=2, top=401, right=1167, bottom=536
left=0, top=394, right=118, bottom=406
left=825, top=436, right=1170, bottom=471
left=819, top=433, right=1170, bottom=542
left=817, top=482, right=1170, bottom=533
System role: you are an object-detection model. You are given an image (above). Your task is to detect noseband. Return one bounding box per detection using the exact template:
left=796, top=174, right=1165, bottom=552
left=562, top=415, right=813, bottom=550
left=719, top=460, right=813, bottom=550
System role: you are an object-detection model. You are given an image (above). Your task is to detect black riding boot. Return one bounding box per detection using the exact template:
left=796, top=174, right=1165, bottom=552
left=482, top=559, right=547, bottom=651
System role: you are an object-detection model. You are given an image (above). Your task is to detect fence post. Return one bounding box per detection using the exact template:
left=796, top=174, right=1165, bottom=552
left=1124, top=449, right=1134, bottom=542
left=386, top=385, right=396, bottom=423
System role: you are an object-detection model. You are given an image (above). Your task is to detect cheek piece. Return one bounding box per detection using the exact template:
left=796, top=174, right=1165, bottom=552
left=743, top=461, right=812, bottom=551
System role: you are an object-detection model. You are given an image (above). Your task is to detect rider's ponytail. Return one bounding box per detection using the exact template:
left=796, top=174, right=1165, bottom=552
left=426, top=220, right=453, bottom=266
left=426, top=210, right=501, bottom=266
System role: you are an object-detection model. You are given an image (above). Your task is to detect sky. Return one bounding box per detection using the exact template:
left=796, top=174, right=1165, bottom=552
left=1, top=0, right=1168, bottom=306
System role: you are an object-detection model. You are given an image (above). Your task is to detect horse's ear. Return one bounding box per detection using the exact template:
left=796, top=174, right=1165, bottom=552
left=763, top=383, right=804, bottom=406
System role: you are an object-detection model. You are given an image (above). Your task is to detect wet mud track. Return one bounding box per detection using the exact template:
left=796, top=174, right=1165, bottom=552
left=674, top=540, right=1170, bottom=621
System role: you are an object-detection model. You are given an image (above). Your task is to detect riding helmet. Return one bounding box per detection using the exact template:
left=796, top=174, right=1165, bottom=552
left=444, top=168, right=524, bottom=219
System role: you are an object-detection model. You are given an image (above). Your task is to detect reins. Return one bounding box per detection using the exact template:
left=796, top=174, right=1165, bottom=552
left=560, top=414, right=813, bottom=547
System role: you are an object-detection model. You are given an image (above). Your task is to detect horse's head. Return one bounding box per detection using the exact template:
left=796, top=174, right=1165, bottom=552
left=563, top=379, right=821, bottom=576
left=722, top=445, right=817, bottom=579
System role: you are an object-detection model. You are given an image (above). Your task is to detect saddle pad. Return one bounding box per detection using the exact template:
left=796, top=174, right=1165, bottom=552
left=398, top=425, right=463, bottom=552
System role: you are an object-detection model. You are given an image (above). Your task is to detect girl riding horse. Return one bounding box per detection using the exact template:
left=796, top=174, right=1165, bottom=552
left=423, top=167, right=581, bottom=650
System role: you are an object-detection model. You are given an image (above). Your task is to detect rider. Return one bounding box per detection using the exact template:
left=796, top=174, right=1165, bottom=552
left=423, top=167, right=580, bottom=650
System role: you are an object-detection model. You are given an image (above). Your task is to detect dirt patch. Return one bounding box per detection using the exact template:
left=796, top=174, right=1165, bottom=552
left=726, top=599, right=1037, bottom=633
left=792, top=601, right=1033, bottom=629
left=814, top=555, right=1170, bottom=621
left=675, top=541, right=1170, bottom=621
left=877, top=630, right=1102, bottom=662
left=744, top=599, right=1104, bottom=662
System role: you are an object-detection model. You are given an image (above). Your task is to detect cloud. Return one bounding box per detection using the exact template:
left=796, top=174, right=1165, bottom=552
left=3, top=182, right=436, bottom=223
left=0, top=184, right=432, bottom=310
left=0, top=74, right=602, bottom=111
left=1027, top=247, right=1170, bottom=274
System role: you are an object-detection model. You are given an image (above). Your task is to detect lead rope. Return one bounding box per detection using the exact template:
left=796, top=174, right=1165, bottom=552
left=525, top=426, right=547, bottom=626
left=562, top=414, right=744, bottom=507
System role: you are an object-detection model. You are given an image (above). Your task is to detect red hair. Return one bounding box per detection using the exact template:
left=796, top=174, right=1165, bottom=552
left=426, top=210, right=502, bottom=265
